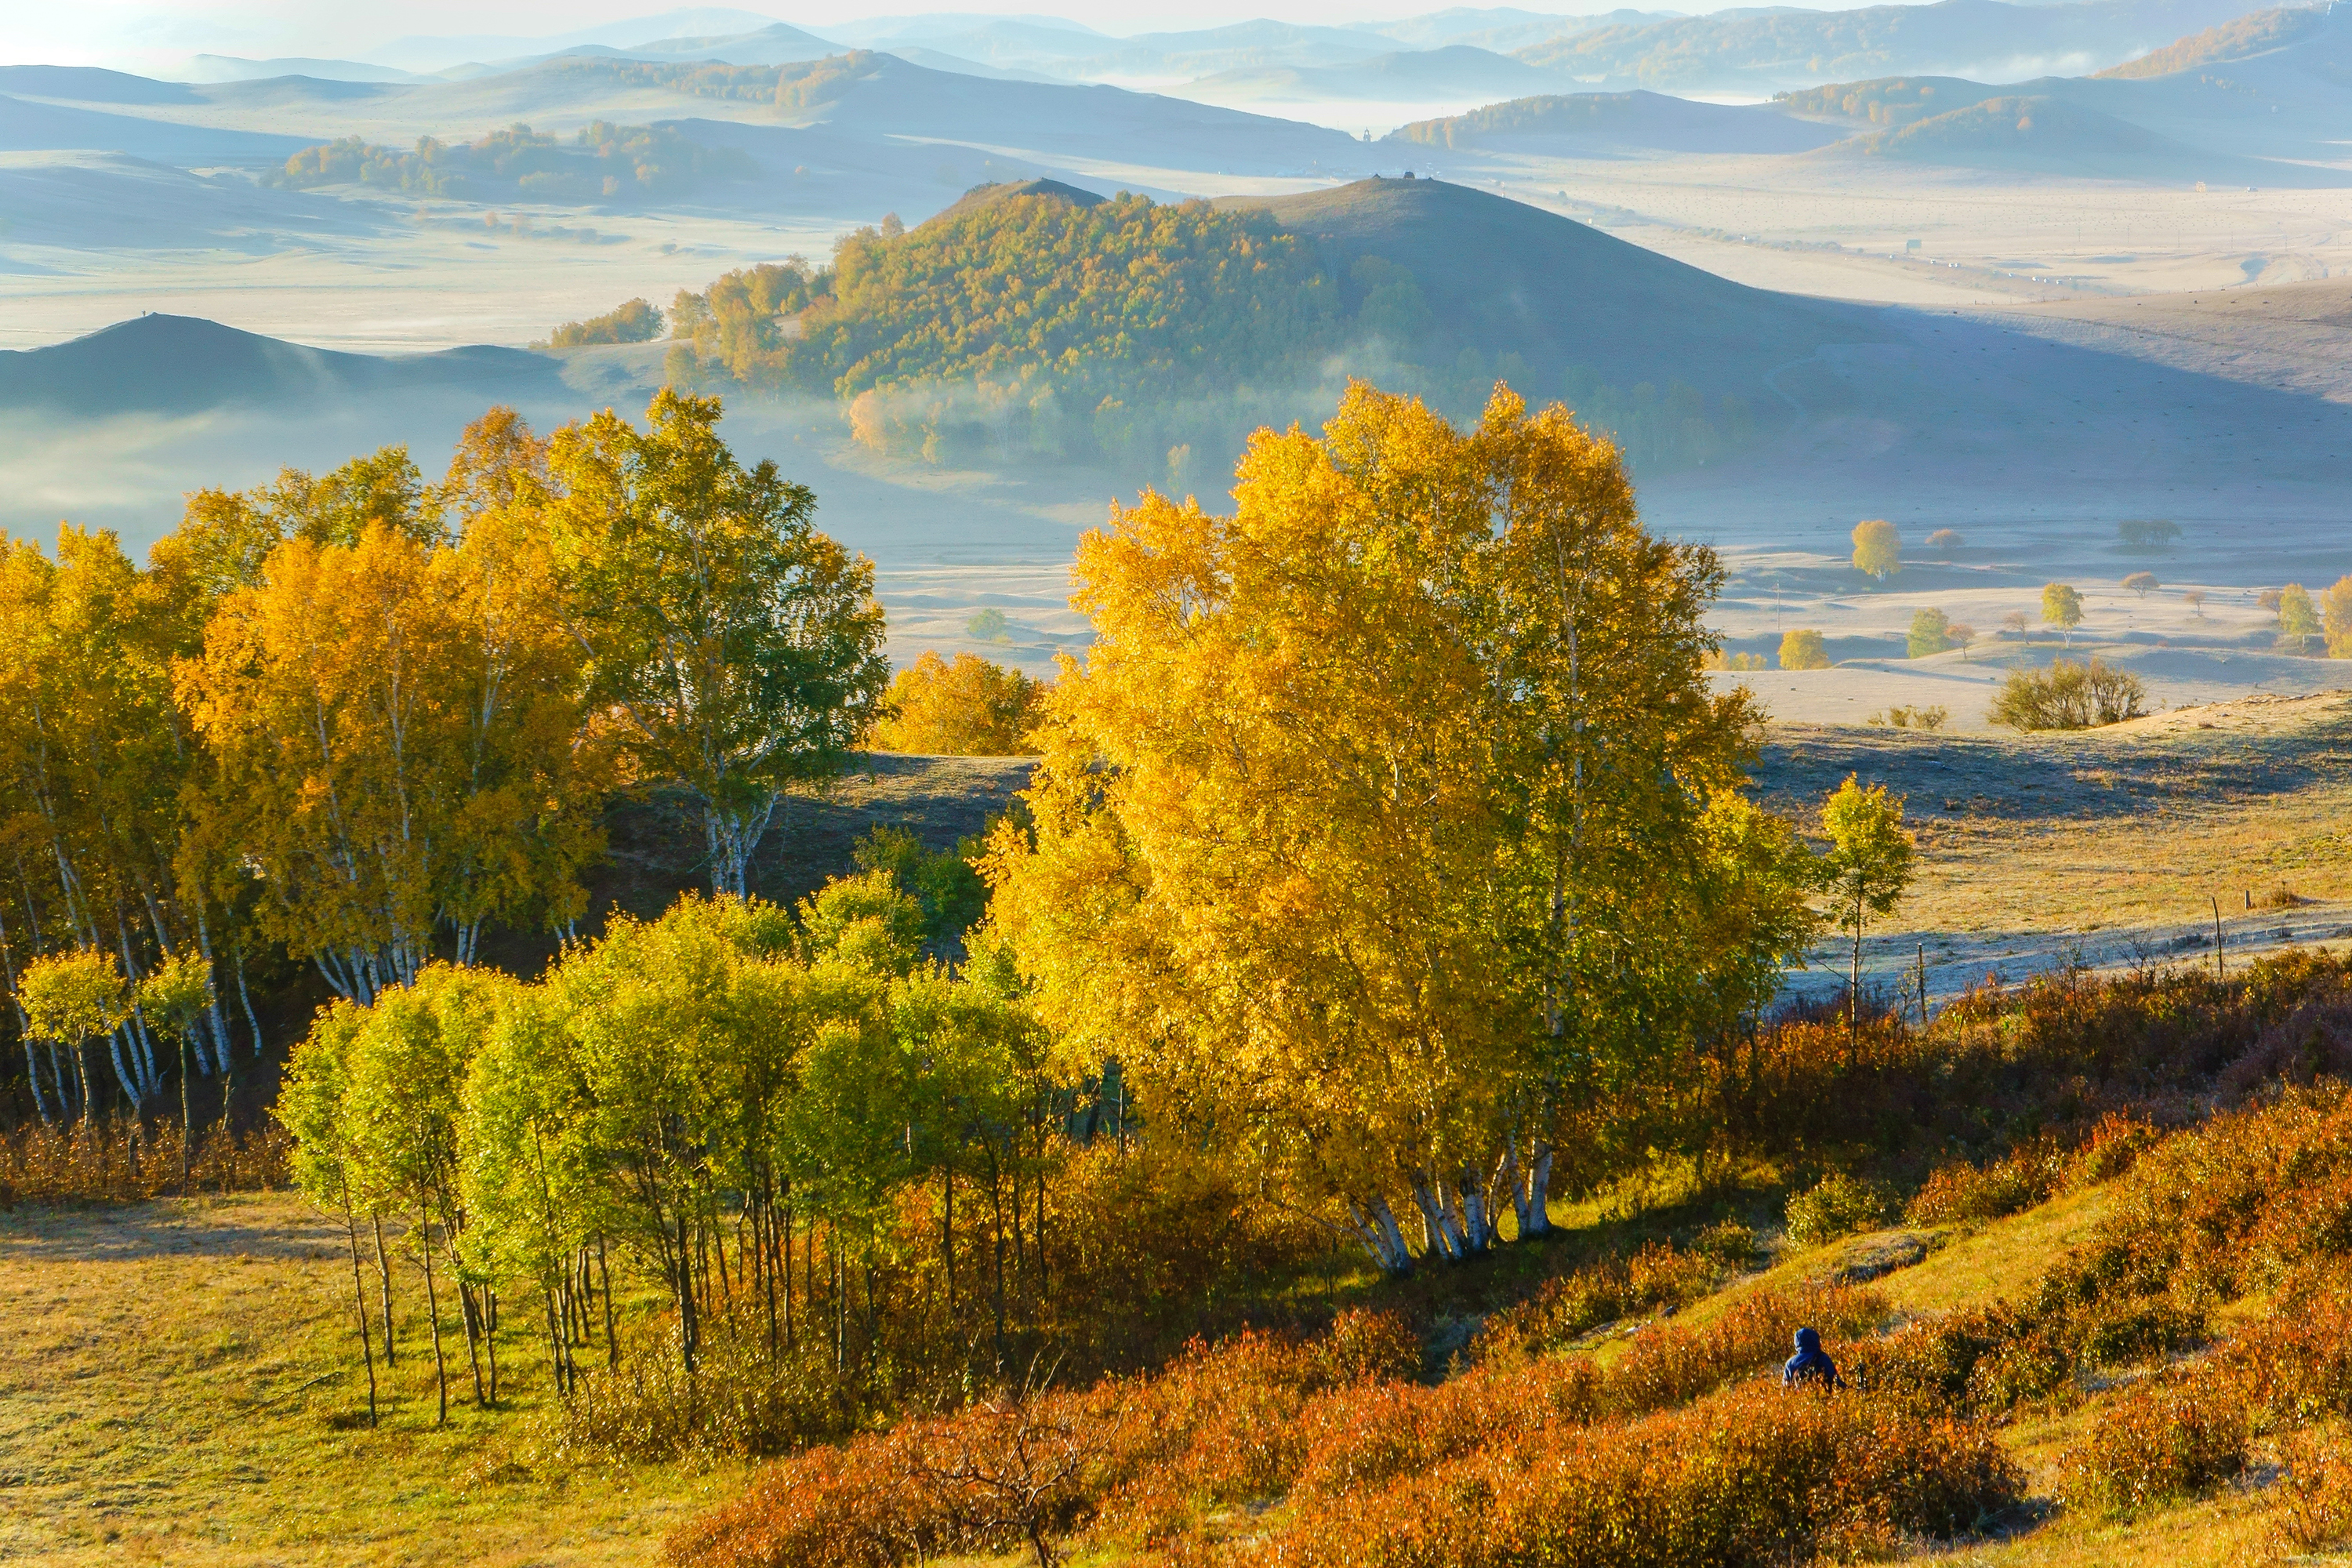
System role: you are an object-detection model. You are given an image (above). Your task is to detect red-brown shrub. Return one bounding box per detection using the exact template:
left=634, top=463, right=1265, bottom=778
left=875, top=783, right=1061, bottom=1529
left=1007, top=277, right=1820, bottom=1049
left=1599, top=1281, right=1888, bottom=1414
left=1247, top=1381, right=2020, bottom=1568
left=1469, top=1238, right=1723, bottom=1362
left=2276, top=1429, right=2352, bottom=1551
left=2058, top=1378, right=2248, bottom=1514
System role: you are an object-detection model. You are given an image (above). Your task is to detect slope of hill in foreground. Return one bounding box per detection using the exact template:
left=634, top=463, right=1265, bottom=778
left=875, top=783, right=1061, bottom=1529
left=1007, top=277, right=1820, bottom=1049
left=1218, top=176, right=1888, bottom=393
left=0, top=314, right=562, bottom=417
left=1393, top=89, right=1847, bottom=154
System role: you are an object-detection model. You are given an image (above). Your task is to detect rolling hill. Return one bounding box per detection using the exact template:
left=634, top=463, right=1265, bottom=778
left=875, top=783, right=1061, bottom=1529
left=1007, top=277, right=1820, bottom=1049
left=1514, top=0, right=2290, bottom=96
left=0, top=314, right=561, bottom=417
left=1393, top=90, right=1849, bottom=154
left=0, top=93, right=312, bottom=165
left=1835, top=93, right=2213, bottom=176
left=5, top=53, right=1369, bottom=187
left=1185, top=44, right=1562, bottom=105
left=2095, top=2, right=2331, bottom=76
left=1217, top=176, right=1887, bottom=397
left=1775, top=7, right=2352, bottom=174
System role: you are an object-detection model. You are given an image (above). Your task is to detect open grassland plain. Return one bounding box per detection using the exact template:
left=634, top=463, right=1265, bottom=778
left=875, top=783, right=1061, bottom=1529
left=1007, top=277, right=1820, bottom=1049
left=0, top=1193, right=736, bottom=1566
left=1755, top=691, right=2352, bottom=1000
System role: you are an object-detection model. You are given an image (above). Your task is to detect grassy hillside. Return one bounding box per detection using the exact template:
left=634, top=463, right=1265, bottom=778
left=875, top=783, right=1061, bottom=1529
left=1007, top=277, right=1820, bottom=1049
left=1836, top=93, right=2205, bottom=175
left=1222, top=176, right=1885, bottom=394
left=1392, top=89, right=1846, bottom=153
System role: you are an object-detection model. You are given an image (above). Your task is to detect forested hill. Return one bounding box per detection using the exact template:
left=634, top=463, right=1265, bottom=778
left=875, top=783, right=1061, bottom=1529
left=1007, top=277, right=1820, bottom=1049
left=657, top=176, right=1882, bottom=477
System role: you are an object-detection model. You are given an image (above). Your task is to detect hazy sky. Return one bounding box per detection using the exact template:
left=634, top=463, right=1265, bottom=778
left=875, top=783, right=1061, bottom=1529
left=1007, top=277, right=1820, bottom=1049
left=13, top=0, right=1915, bottom=69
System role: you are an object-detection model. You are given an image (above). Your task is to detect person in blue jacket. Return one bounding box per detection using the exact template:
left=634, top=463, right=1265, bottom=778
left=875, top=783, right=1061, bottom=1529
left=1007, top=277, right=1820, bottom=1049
left=1782, top=1325, right=1845, bottom=1389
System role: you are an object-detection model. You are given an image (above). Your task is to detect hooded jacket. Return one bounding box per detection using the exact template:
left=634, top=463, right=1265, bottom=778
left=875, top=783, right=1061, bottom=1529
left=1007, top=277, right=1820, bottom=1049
left=1782, top=1325, right=1843, bottom=1389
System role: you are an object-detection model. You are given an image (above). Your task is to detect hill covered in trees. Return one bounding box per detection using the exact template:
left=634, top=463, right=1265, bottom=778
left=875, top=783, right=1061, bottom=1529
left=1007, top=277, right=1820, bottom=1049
left=262, top=120, right=756, bottom=202
left=652, top=176, right=1876, bottom=478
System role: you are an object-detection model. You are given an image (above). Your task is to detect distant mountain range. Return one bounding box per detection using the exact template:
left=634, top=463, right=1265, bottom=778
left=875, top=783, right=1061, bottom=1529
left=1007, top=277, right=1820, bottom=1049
left=101, top=0, right=2289, bottom=103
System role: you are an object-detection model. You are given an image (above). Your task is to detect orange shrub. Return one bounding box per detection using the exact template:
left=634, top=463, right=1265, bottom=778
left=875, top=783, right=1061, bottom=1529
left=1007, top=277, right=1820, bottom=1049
left=2277, top=1430, right=2352, bottom=1551
left=1286, top=1357, right=1600, bottom=1503
left=1599, top=1281, right=1888, bottom=1415
left=1248, top=1381, right=2020, bottom=1568
left=2059, top=1378, right=2248, bottom=1514
left=1470, top=1238, right=1722, bottom=1361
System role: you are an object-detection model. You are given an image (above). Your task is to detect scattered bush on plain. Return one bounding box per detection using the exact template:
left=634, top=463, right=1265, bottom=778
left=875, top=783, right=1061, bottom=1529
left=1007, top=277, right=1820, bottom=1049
left=1987, top=658, right=2146, bottom=730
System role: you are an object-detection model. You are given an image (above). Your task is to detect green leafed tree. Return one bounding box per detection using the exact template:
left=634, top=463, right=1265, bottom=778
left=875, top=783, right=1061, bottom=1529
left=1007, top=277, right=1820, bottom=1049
left=544, top=390, right=890, bottom=896
left=2041, top=582, right=2082, bottom=644
left=1819, top=775, right=1915, bottom=1054
left=1906, top=608, right=1955, bottom=659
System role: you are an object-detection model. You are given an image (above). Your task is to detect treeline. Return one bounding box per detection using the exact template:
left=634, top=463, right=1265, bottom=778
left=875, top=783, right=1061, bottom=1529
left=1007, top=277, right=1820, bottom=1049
left=541, top=51, right=884, bottom=111
left=247, top=382, right=1866, bottom=1455
left=264, top=122, right=754, bottom=202
left=647, top=187, right=1757, bottom=477
left=0, top=394, right=885, bottom=1135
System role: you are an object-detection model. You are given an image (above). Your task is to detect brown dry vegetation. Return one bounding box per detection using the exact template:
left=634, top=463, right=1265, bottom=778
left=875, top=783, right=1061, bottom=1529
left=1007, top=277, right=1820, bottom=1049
left=1755, top=692, right=2352, bottom=989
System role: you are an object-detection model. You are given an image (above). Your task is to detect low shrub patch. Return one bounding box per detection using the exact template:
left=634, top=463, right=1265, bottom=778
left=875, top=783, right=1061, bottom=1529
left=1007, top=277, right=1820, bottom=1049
left=1250, top=1381, right=2020, bottom=1568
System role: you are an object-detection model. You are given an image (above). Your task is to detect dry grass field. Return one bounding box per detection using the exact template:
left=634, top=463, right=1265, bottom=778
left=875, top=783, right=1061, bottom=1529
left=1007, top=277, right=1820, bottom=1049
left=0, top=1193, right=738, bottom=1567
left=1755, top=691, right=2352, bottom=1001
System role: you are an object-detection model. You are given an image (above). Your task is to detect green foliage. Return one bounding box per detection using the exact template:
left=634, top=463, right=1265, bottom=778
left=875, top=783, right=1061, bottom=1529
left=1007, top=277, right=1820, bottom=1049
left=1987, top=658, right=2146, bottom=730
left=549, top=298, right=662, bottom=348
left=2281, top=582, right=2322, bottom=652
left=545, top=390, right=889, bottom=896
left=851, top=826, right=988, bottom=956
left=1785, top=1170, right=1891, bottom=1247
left=1820, top=775, right=1913, bottom=941
left=263, top=122, right=753, bottom=202
left=2040, top=580, right=2082, bottom=639
left=1906, top=606, right=1955, bottom=658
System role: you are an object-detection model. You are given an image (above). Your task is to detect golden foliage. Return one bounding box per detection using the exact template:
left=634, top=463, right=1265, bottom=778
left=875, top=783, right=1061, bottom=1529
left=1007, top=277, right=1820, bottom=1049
left=1850, top=518, right=1901, bottom=579
left=869, top=653, right=1044, bottom=756
left=986, top=381, right=1787, bottom=1266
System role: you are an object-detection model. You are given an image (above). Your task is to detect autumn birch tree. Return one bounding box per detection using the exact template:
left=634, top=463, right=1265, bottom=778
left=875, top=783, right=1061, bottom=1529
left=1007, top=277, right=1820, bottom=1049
left=987, top=382, right=1773, bottom=1272
left=542, top=391, right=888, bottom=896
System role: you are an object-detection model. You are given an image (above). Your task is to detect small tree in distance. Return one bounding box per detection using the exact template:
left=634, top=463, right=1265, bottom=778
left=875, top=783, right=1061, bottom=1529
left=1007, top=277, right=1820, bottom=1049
left=1926, top=528, right=1962, bottom=556
left=1907, top=608, right=1955, bottom=658
left=1820, top=775, right=1915, bottom=1058
left=2042, top=583, right=2083, bottom=645
left=2118, top=519, right=2182, bottom=553
left=869, top=652, right=1046, bottom=756
left=1853, top=519, right=1903, bottom=581
left=2279, top=583, right=2321, bottom=653
left=2322, top=575, right=2352, bottom=658
left=1949, top=622, right=1976, bottom=661
left=2183, top=589, right=2206, bottom=618
left=1780, top=628, right=1831, bottom=670
left=2122, top=572, right=2158, bottom=600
